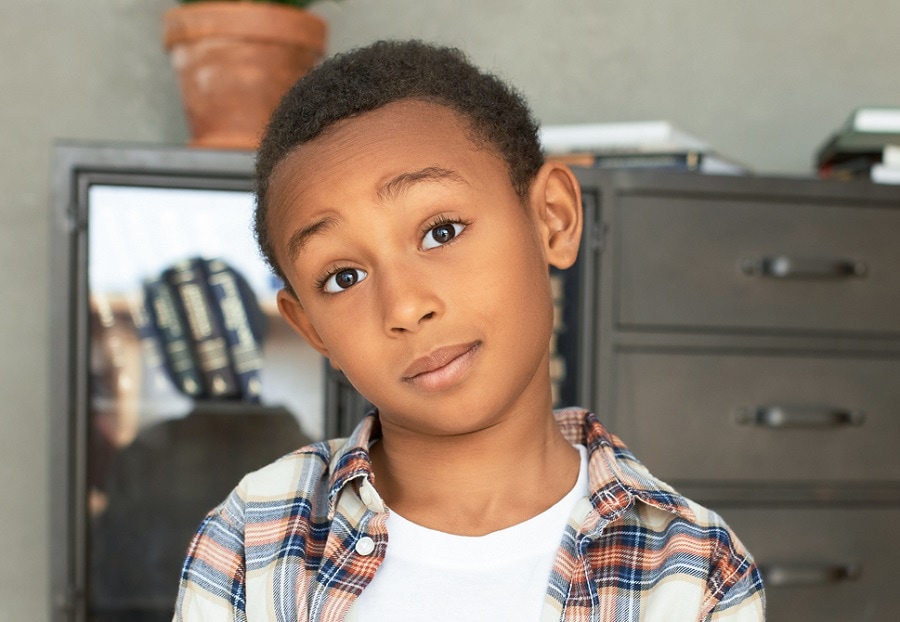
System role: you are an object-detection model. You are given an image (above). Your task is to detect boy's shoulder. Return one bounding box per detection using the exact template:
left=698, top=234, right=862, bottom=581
left=556, top=408, right=763, bottom=616
left=230, top=415, right=378, bottom=510
left=234, top=437, right=350, bottom=494
left=573, top=409, right=762, bottom=610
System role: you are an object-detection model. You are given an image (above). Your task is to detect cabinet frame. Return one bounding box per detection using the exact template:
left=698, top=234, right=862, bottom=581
left=572, top=169, right=900, bottom=619
left=49, top=144, right=257, bottom=622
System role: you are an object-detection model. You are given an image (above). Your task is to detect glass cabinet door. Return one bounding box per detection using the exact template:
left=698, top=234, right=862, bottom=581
left=85, top=184, right=325, bottom=620
left=50, top=146, right=327, bottom=622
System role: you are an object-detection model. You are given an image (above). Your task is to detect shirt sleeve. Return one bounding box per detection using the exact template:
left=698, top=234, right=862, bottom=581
left=173, top=490, right=249, bottom=622
left=705, top=563, right=766, bottom=621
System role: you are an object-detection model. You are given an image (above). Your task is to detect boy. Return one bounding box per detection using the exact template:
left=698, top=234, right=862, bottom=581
left=174, top=40, right=765, bottom=621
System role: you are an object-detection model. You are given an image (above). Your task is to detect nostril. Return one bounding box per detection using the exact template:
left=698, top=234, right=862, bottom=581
left=422, top=312, right=435, bottom=321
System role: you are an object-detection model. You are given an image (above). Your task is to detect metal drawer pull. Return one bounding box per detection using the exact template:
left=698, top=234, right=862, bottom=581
left=760, top=563, right=861, bottom=587
left=741, top=256, right=867, bottom=279
left=735, top=406, right=865, bottom=428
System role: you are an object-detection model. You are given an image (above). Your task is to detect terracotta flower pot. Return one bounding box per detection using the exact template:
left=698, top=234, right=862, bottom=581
left=164, top=2, right=327, bottom=150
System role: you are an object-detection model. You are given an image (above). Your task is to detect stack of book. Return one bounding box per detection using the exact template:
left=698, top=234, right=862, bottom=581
left=815, top=107, right=900, bottom=180
left=871, top=145, right=900, bottom=184
left=539, top=120, right=748, bottom=175
left=142, top=257, right=267, bottom=402
left=549, top=272, right=566, bottom=407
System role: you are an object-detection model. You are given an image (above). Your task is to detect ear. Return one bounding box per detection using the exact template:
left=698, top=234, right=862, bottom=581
left=528, top=161, right=583, bottom=269
left=276, top=289, right=341, bottom=370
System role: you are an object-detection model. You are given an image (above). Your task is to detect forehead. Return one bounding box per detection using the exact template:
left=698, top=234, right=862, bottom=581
left=266, top=99, right=512, bottom=243
left=271, top=100, right=506, bottom=191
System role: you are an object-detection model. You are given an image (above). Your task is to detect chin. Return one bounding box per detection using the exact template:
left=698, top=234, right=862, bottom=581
left=379, top=392, right=522, bottom=439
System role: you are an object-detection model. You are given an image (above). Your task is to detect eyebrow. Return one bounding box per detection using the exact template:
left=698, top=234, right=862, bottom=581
left=284, top=167, right=468, bottom=261
left=376, top=166, right=468, bottom=202
left=286, top=215, right=339, bottom=261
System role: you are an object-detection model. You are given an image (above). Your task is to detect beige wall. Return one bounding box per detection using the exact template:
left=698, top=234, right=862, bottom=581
left=2, top=0, right=898, bottom=618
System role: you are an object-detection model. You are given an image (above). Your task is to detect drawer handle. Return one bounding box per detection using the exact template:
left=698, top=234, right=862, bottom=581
left=735, top=406, right=865, bottom=428
left=760, top=562, right=861, bottom=587
left=741, top=256, right=867, bottom=279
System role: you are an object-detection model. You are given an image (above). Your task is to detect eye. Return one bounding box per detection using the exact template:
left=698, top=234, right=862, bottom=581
left=322, top=268, right=368, bottom=293
left=422, top=221, right=465, bottom=250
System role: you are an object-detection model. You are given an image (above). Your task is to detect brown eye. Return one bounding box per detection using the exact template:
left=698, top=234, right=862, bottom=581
left=324, top=268, right=367, bottom=293
left=336, top=270, right=357, bottom=288
left=422, top=222, right=464, bottom=250
left=432, top=225, right=455, bottom=244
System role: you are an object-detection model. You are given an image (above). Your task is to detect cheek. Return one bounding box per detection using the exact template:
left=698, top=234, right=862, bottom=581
left=464, top=236, right=553, bottom=330
left=318, top=316, right=375, bottom=361
left=296, top=300, right=362, bottom=362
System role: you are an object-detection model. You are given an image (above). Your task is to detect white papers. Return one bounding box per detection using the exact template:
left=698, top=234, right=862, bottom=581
left=539, top=120, right=710, bottom=154
left=852, top=108, right=900, bottom=134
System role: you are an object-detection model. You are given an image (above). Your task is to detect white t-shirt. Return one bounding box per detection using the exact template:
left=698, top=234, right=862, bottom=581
left=346, top=445, right=589, bottom=621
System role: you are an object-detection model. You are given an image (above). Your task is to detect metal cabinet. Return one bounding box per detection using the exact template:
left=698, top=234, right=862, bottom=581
left=615, top=194, right=900, bottom=333
left=718, top=508, right=899, bottom=621
left=614, top=351, right=900, bottom=482
left=49, top=144, right=328, bottom=622
left=572, top=169, right=900, bottom=620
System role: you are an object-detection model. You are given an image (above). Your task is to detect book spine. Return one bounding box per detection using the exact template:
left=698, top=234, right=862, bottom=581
left=128, top=292, right=172, bottom=396
left=165, top=258, right=239, bottom=399
left=549, top=272, right=566, bottom=407
left=547, top=151, right=702, bottom=171
left=205, top=259, right=265, bottom=402
left=142, top=277, right=205, bottom=398
left=817, top=155, right=878, bottom=180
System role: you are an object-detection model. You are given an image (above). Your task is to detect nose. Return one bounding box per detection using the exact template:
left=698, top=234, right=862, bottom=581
left=378, top=262, right=441, bottom=334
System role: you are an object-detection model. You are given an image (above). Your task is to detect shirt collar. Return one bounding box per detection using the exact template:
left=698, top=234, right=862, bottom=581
left=326, top=411, right=380, bottom=518
left=326, top=408, right=695, bottom=523
left=554, top=407, right=696, bottom=523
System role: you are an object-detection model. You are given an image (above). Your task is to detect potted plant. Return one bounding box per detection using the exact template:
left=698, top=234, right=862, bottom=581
left=164, top=0, right=329, bottom=150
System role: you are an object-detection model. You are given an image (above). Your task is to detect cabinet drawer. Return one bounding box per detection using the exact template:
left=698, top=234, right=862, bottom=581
left=613, top=351, right=900, bottom=482
left=715, top=507, right=898, bottom=622
left=616, top=196, right=900, bottom=334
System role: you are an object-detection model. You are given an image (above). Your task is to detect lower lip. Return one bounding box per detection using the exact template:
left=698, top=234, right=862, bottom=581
left=404, top=343, right=481, bottom=392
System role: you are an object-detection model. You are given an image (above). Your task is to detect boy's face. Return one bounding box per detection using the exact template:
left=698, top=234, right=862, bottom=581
left=270, top=99, right=579, bottom=437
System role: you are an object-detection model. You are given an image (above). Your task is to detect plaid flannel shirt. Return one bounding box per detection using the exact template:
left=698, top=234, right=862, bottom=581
left=174, top=408, right=765, bottom=621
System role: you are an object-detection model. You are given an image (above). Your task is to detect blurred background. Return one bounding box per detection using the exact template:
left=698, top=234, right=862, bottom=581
left=3, top=0, right=900, bottom=617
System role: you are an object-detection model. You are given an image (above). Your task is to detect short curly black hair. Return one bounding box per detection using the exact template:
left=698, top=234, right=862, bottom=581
left=254, top=39, right=544, bottom=291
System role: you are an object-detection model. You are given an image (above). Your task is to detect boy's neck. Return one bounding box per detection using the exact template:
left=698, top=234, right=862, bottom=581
left=368, top=403, right=580, bottom=537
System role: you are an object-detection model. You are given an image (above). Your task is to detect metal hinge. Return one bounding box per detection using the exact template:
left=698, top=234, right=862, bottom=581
left=590, top=221, right=607, bottom=253
left=53, top=585, right=85, bottom=619
left=66, top=203, right=87, bottom=233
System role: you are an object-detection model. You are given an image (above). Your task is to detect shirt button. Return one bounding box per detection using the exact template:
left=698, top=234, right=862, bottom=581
left=355, top=536, right=375, bottom=556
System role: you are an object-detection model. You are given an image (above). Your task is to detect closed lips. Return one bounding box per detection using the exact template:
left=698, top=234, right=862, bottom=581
left=402, top=341, right=481, bottom=380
